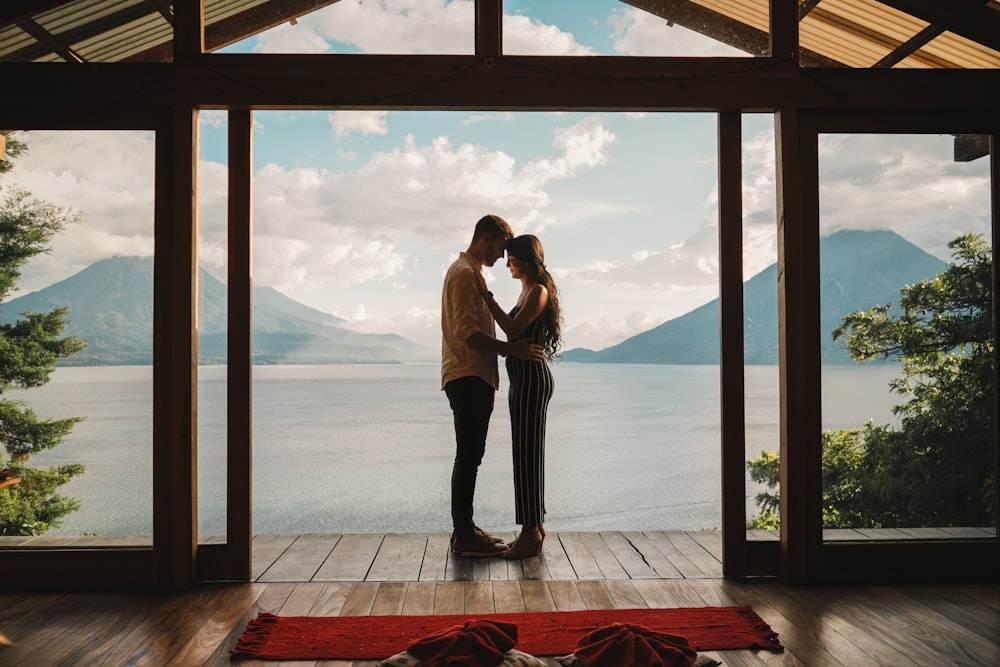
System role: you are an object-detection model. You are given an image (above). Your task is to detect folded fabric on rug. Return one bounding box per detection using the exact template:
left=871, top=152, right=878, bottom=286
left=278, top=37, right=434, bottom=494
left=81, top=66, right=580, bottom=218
left=406, top=619, right=518, bottom=667
left=378, top=648, right=546, bottom=667
left=569, top=623, right=697, bottom=667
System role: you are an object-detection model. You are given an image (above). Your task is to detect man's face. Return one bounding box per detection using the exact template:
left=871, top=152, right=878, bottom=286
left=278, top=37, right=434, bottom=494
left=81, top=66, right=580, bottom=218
left=483, top=234, right=510, bottom=267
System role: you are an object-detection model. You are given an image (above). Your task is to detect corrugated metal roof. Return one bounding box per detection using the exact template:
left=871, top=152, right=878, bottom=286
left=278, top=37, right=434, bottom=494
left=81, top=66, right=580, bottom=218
left=631, top=0, right=1000, bottom=68
left=2, top=0, right=999, bottom=68
left=0, top=0, right=337, bottom=63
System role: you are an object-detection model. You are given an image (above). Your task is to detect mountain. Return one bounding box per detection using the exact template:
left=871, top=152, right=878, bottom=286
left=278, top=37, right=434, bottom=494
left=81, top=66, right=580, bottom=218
left=0, top=256, right=434, bottom=365
left=562, top=229, right=948, bottom=365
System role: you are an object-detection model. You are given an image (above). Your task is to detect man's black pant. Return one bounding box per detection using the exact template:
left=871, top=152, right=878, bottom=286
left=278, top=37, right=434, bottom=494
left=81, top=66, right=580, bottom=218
left=444, top=376, right=495, bottom=541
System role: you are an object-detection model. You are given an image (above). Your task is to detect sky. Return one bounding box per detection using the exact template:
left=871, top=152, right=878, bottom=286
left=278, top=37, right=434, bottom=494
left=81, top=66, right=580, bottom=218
left=3, top=0, right=993, bottom=353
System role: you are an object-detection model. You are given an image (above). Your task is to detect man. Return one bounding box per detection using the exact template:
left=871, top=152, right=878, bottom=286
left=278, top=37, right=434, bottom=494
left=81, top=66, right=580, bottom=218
left=441, top=214, right=544, bottom=557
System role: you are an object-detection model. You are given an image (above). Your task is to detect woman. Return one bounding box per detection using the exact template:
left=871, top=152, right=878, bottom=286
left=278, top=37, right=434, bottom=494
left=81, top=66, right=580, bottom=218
left=482, top=234, right=562, bottom=559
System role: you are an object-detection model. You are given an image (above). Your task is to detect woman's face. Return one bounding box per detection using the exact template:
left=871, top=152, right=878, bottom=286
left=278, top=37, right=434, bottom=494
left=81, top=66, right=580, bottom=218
left=506, top=254, right=526, bottom=279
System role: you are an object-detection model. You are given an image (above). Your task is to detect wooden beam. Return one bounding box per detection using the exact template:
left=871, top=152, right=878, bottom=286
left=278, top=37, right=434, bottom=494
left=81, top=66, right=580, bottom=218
left=775, top=108, right=822, bottom=584
left=475, top=0, right=502, bottom=57
left=127, top=0, right=343, bottom=61
left=873, top=24, right=944, bottom=68
left=227, top=108, right=253, bottom=581
left=173, top=0, right=204, bottom=60
left=4, top=56, right=1000, bottom=113
left=770, top=0, right=799, bottom=62
left=717, top=111, right=748, bottom=576
left=14, top=17, right=84, bottom=63
left=153, top=107, right=199, bottom=589
left=954, top=134, right=991, bottom=162
left=876, top=0, right=1000, bottom=53
left=622, top=0, right=844, bottom=66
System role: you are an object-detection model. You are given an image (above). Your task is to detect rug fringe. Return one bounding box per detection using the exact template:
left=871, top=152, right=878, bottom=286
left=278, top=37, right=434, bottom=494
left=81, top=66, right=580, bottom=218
left=230, top=612, right=280, bottom=659
left=734, top=605, right=784, bottom=651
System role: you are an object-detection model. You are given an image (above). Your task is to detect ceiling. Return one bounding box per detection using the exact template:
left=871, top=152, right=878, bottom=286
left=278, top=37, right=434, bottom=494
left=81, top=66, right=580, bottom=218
left=1, top=0, right=999, bottom=67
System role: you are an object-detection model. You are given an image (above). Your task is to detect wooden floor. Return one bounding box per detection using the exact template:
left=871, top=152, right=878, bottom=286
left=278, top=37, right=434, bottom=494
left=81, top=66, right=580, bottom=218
left=1, top=532, right=999, bottom=666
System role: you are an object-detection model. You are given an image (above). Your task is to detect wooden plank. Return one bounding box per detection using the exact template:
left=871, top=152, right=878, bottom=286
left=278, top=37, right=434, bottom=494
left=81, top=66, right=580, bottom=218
left=539, top=580, right=583, bottom=612
left=313, top=534, right=379, bottom=581
left=556, top=532, right=609, bottom=580
left=309, top=582, right=353, bottom=616
left=641, top=531, right=707, bottom=578
left=370, top=582, right=407, bottom=616
left=620, top=531, right=682, bottom=578
left=602, top=579, right=646, bottom=609
left=401, top=582, right=437, bottom=615
left=339, top=582, right=379, bottom=617
left=578, top=533, right=629, bottom=579
left=601, top=532, right=658, bottom=579
left=538, top=533, right=577, bottom=580
left=443, top=548, right=474, bottom=582
left=166, top=585, right=279, bottom=667
left=896, top=527, right=955, bottom=540
left=464, top=581, right=496, bottom=614
left=367, top=533, right=426, bottom=582
left=575, top=580, right=615, bottom=610
left=666, top=532, right=723, bottom=578
left=687, top=530, right=723, bottom=563
left=519, top=580, right=556, bottom=612
left=491, top=580, right=527, bottom=613
left=258, top=534, right=337, bottom=582
left=251, top=534, right=298, bottom=581
left=432, top=581, right=466, bottom=614
left=418, top=533, right=451, bottom=581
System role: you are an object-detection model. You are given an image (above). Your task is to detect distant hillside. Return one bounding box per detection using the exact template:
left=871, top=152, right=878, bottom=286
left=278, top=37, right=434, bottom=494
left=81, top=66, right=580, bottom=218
left=0, top=256, right=434, bottom=365
left=563, top=229, right=948, bottom=365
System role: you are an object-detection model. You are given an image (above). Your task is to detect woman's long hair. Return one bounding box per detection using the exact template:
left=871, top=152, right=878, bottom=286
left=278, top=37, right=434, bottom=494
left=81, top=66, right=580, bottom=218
left=506, top=234, right=563, bottom=359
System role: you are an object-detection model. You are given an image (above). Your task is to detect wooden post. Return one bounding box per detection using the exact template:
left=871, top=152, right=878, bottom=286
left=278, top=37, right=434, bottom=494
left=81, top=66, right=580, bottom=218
left=173, top=0, right=205, bottom=59
left=770, top=0, right=799, bottom=63
left=153, top=106, right=199, bottom=589
left=775, top=108, right=822, bottom=583
left=475, top=0, right=502, bottom=57
left=227, top=109, right=254, bottom=579
left=718, top=111, right=748, bottom=575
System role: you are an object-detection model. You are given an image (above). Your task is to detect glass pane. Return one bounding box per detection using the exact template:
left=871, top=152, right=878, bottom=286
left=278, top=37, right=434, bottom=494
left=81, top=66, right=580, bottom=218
left=818, top=133, right=996, bottom=541
left=197, top=110, right=231, bottom=540
left=0, top=130, right=155, bottom=546
left=741, top=114, right=781, bottom=540
left=244, top=110, right=724, bottom=536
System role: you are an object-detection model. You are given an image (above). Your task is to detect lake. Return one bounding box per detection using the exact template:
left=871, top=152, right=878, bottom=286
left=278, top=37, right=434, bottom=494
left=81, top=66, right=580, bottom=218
left=17, top=362, right=902, bottom=536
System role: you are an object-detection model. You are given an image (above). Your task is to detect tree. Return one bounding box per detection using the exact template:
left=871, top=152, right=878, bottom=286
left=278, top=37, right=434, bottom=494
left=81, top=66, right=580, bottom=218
left=0, top=132, right=88, bottom=536
left=748, top=233, right=998, bottom=529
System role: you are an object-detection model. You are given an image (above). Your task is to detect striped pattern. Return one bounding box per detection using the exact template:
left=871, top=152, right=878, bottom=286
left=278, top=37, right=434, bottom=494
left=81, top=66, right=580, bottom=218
left=506, top=315, right=554, bottom=527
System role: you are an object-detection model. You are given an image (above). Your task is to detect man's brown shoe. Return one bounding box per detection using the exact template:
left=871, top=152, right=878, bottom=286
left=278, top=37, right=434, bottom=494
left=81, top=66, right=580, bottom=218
left=451, top=533, right=507, bottom=557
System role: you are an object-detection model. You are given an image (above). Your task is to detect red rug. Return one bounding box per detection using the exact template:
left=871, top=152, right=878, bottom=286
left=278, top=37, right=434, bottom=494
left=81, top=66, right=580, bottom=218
left=230, top=606, right=783, bottom=660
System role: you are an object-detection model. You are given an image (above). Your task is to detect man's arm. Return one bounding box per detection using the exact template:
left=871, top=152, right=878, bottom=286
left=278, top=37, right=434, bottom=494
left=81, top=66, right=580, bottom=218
left=466, top=331, right=544, bottom=361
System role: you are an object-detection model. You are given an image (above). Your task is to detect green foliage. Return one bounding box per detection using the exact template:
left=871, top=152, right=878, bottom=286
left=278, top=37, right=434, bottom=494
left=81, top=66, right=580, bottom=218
left=0, top=132, right=87, bottom=536
left=748, top=233, right=998, bottom=529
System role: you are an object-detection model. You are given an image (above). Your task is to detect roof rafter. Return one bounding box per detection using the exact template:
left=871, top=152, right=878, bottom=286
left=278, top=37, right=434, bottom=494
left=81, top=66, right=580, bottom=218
left=875, top=0, right=1000, bottom=53
left=126, top=0, right=343, bottom=61
left=15, top=16, right=84, bottom=63
left=622, top=0, right=846, bottom=66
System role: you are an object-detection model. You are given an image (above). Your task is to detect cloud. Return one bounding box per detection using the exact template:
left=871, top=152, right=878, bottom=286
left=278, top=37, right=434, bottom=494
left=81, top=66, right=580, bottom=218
left=253, top=0, right=594, bottom=56
left=329, top=110, right=389, bottom=139
left=460, top=112, right=514, bottom=126
left=504, top=14, right=596, bottom=55
left=610, top=7, right=745, bottom=57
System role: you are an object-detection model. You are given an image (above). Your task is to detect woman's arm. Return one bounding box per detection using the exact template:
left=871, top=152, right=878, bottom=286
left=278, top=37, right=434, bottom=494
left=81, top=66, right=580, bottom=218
left=486, top=284, right=548, bottom=338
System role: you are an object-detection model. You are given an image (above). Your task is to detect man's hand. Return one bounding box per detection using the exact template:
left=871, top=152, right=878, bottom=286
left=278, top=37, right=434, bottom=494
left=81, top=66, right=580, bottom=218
left=509, top=340, right=544, bottom=361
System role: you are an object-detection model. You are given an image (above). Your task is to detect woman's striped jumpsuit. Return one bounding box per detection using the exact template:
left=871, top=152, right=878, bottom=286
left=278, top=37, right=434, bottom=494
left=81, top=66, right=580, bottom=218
left=505, top=306, right=554, bottom=527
